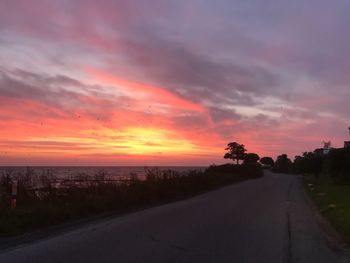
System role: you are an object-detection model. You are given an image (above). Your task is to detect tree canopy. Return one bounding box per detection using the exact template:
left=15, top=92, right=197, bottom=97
left=224, top=142, right=246, bottom=165
left=243, top=153, right=260, bottom=164
left=273, top=154, right=292, bottom=173
left=260, top=156, right=274, bottom=167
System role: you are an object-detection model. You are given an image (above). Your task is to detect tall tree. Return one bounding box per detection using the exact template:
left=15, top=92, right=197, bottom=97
left=224, top=142, right=246, bottom=165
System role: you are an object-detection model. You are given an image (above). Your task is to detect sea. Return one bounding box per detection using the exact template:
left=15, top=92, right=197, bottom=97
left=0, top=166, right=205, bottom=181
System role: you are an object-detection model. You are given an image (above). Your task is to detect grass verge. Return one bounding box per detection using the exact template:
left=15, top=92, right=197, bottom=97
left=303, top=175, right=350, bottom=244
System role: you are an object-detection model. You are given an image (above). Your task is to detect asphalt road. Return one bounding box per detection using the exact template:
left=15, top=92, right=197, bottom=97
left=0, top=172, right=344, bottom=263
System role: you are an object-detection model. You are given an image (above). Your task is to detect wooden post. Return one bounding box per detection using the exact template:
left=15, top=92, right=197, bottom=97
left=11, top=180, right=17, bottom=209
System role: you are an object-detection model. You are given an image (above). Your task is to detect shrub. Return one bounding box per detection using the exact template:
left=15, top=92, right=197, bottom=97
left=0, top=164, right=263, bottom=236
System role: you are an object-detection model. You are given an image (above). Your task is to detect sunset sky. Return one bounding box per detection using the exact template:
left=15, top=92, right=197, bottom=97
left=0, top=0, right=349, bottom=166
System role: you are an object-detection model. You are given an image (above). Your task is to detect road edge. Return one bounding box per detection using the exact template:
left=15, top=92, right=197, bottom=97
left=300, top=175, right=350, bottom=262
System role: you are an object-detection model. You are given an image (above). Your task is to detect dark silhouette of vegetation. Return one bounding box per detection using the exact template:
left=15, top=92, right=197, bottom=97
left=223, top=142, right=261, bottom=174
left=224, top=142, right=246, bottom=164
left=327, top=148, right=350, bottom=182
left=0, top=164, right=263, bottom=236
left=273, top=154, right=292, bottom=173
left=293, top=150, right=323, bottom=179
left=243, top=153, right=260, bottom=164
left=260, top=156, right=274, bottom=167
left=273, top=139, right=350, bottom=183
left=290, top=146, right=350, bottom=182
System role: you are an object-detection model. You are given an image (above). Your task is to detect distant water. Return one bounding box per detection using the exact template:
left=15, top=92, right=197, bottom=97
left=0, top=166, right=205, bottom=180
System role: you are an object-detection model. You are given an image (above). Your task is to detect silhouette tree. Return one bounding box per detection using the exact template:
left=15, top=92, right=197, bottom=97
left=260, top=156, right=274, bottom=167
left=274, top=154, right=292, bottom=173
left=243, top=153, right=260, bottom=164
left=224, top=142, right=246, bottom=165
left=293, top=155, right=303, bottom=174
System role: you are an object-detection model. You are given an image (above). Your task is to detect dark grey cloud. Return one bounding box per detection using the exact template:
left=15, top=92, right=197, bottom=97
left=0, top=68, right=130, bottom=121
left=172, top=114, right=209, bottom=129
left=109, top=34, right=283, bottom=110
left=208, top=107, right=241, bottom=123
left=0, top=1, right=284, bottom=109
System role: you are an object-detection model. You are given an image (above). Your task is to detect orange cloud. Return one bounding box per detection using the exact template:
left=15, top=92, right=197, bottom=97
left=0, top=91, right=221, bottom=165
left=84, top=67, right=207, bottom=113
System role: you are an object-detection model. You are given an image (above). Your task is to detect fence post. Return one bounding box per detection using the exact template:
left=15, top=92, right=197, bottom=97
left=11, top=180, right=17, bottom=209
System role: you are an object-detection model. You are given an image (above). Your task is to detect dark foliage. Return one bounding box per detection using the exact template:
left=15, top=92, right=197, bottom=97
left=326, top=148, right=350, bottom=182
left=243, top=153, right=260, bottom=164
left=292, top=150, right=323, bottom=178
left=284, top=146, right=350, bottom=183
left=224, top=142, right=247, bottom=164
left=0, top=164, right=263, bottom=236
left=260, top=156, right=274, bottom=167
left=273, top=154, right=292, bottom=173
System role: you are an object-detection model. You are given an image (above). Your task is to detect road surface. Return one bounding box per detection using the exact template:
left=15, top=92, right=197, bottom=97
left=0, top=172, right=345, bottom=262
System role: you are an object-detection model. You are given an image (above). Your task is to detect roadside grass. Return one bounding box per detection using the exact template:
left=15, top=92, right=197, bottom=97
left=0, top=163, right=263, bottom=237
left=303, top=175, right=350, bottom=243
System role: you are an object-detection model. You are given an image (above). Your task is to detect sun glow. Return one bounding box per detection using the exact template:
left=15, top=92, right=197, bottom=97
left=101, top=127, right=197, bottom=155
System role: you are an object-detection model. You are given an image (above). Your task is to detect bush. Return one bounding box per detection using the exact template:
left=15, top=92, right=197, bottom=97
left=327, top=148, right=350, bottom=182
left=291, top=147, right=350, bottom=183
left=0, top=164, right=263, bottom=236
